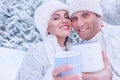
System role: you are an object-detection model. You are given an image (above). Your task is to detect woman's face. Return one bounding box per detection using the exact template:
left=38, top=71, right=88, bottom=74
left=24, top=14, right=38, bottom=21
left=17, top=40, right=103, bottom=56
left=47, top=10, right=72, bottom=38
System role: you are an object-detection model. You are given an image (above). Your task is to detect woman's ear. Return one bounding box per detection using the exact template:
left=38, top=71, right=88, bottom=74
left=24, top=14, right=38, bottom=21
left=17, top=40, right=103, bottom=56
left=47, top=30, right=50, bottom=34
left=48, top=32, right=50, bottom=34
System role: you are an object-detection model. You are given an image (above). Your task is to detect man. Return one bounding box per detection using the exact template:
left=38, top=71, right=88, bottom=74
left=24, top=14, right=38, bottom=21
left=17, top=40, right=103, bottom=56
left=68, top=0, right=120, bottom=80
left=53, top=0, right=120, bottom=80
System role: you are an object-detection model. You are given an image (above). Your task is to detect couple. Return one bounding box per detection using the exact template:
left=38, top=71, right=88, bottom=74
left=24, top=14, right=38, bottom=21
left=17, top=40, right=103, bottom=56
left=16, top=0, right=120, bottom=80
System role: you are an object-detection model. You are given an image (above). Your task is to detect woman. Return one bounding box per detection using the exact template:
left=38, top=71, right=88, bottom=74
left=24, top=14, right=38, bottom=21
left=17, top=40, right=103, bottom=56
left=15, top=1, right=81, bottom=80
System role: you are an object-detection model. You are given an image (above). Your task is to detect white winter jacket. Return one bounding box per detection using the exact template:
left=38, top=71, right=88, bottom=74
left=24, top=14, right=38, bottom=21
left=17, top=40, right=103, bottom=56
left=101, top=25, right=120, bottom=80
left=80, top=24, right=120, bottom=80
left=15, top=35, right=62, bottom=80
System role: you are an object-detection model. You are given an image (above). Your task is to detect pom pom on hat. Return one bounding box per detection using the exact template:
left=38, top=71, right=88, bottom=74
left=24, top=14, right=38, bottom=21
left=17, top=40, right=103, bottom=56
left=69, top=0, right=103, bottom=17
left=34, top=0, right=69, bottom=40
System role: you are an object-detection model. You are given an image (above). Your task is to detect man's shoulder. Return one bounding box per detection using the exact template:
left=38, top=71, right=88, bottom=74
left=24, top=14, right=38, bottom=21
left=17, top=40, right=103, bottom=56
left=103, top=23, right=119, bottom=29
left=102, top=24, right=120, bottom=48
left=102, top=23, right=120, bottom=36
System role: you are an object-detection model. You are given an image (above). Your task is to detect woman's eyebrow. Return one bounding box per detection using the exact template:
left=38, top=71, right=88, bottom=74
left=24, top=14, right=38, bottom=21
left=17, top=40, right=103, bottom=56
left=52, top=14, right=60, bottom=16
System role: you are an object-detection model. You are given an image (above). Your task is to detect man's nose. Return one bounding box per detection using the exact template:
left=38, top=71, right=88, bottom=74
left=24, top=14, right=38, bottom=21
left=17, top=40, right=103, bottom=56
left=77, top=19, right=85, bottom=26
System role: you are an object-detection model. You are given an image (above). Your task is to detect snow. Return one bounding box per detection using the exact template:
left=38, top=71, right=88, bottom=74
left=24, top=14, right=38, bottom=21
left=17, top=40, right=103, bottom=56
left=0, top=47, right=25, bottom=80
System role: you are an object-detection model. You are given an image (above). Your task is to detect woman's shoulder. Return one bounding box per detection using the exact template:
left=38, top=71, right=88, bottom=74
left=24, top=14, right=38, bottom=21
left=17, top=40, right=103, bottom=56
left=27, top=41, right=44, bottom=53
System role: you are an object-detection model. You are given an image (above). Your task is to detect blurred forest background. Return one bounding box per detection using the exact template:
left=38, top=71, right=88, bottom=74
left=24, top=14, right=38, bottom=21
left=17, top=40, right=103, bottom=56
left=0, top=0, right=120, bottom=51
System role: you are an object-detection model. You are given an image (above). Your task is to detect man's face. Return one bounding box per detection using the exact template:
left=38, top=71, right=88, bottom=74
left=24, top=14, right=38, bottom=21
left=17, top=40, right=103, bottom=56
left=71, top=11, right=102, bottom=40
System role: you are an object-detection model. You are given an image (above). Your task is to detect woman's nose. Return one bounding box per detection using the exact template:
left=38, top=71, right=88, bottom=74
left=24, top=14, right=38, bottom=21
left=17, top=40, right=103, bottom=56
left=61, top=18, right=69, bottom=24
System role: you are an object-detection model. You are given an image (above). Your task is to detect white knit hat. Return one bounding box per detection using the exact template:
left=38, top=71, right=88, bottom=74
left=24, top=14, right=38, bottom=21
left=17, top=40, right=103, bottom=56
left=34, top=0, right=69, bottom=40
left=69, top=0, right=103, bottom=17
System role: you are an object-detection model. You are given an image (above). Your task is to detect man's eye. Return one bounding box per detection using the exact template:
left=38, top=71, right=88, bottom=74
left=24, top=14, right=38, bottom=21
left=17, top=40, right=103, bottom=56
left=82, top=13, right=89, bottom=18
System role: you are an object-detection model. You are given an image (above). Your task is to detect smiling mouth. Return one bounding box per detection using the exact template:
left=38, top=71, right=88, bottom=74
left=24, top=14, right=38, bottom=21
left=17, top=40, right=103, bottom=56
left=78, top=27, right=89, bottom=32
left=60, top=26, right=69, bottom=30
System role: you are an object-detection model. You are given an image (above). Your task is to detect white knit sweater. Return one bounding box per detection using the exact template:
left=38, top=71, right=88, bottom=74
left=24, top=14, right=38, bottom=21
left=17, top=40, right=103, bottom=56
left=15, top=35, right=62, bottom=80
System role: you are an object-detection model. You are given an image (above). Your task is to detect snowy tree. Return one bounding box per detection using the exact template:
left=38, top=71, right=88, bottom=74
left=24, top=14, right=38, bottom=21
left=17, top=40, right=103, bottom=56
left=100, top=0, right=120, bottom=25
left=0, top=0, right=120, bottom=51
left=0, top=0, right=44, bottom=51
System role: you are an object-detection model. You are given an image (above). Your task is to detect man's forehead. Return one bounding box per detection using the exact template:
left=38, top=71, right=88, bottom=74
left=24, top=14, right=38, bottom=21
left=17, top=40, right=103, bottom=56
left=71, top=11, right=96, bottom=17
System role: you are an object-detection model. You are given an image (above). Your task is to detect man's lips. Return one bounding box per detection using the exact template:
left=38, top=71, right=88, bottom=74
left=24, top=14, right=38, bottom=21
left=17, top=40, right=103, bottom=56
left=78, top=27, right=89, bottom=32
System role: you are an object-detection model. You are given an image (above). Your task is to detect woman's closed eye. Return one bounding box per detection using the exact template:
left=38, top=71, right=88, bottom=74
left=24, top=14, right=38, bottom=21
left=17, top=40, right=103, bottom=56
left=53, top=16, right=60, bottom=20
left=65, top=16, right=70, bottom=19
left=64, top=14, right=70, bottom=19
